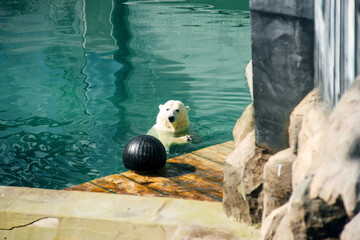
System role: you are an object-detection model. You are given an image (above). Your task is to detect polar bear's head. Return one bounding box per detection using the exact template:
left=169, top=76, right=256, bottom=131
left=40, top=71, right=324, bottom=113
left=156, top=100, right=190, bottom=132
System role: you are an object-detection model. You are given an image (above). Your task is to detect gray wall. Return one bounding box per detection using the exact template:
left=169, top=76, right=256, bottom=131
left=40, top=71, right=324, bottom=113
left=250, top=0, right=315, bottom=153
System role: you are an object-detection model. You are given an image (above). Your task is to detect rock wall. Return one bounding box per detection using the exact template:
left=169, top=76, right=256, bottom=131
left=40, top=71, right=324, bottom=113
left=224, top=2, right=359, bottom=238
left=250, top=0, right=315, bottom=153
left=266, top=78, right=360, bottom=239
left=223, top=76, right=360, bottom=239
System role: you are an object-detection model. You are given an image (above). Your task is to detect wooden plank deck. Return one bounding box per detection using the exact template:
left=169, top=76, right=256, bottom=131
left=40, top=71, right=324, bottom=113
left=65, top=141, right=235, bottom=202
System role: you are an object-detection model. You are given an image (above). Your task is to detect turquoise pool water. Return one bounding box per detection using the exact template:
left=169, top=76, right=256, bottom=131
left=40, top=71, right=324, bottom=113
left=0, top=0, right=251, bottom=189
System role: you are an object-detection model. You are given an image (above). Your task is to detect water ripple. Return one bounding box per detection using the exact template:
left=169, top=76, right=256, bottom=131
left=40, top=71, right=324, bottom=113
left=0, top=0, right=251, bottom=189
left=0, top=117, right=70, bottom=132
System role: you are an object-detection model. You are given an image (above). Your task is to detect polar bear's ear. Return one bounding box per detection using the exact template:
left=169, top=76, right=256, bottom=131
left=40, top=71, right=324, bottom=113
left=159, top=104, right=164, bottom=110
left=185, top=106, right=190, bottom=112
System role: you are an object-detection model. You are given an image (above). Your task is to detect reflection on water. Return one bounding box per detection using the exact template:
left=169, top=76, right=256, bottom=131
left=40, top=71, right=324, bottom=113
left=0, top=0, right=251, bottom=189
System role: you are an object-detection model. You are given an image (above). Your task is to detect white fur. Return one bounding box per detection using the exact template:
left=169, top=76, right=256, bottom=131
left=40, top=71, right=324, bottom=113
left=148, top=100, right=191, bottom=150
left=154, top=100, right=190, bottom=132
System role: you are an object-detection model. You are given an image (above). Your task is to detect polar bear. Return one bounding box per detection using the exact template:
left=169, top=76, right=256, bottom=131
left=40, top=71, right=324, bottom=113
left=147, top=100, right=192, bottom=151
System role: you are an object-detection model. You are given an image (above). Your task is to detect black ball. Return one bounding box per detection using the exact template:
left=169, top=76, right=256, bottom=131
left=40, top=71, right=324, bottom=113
left=122, top=135, right=167, bottom=173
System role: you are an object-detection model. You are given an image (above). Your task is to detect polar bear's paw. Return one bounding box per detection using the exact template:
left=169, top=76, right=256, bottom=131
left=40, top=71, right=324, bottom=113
left=184, top=135, right=192, bottom=142
left=179, top=135, right=192, bottom=143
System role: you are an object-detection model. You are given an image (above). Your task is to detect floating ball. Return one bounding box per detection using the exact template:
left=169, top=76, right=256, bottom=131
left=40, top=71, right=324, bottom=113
left=122, top=135, right=167, bottom=173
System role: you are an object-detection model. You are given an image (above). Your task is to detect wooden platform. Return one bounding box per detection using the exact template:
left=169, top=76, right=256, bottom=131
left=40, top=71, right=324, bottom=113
left=65, top=141, right=235, bottom=202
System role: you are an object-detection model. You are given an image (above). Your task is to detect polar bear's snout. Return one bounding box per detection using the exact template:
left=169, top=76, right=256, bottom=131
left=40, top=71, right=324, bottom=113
left=167, top=109, right=178, bottom=123
left=168, top=115, right=175, bottom=122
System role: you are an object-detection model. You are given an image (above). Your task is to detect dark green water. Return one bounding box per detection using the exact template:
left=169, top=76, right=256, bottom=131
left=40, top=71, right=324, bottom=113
left=0, top=0, right=251, bottom=189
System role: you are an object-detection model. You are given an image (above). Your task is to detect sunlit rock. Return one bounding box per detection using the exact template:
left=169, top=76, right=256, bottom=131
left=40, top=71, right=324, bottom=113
left=246, top=60, right=253, bottom=100
left=340, top=213, right=360, bottom=240
left=262, top=148, right=295, bottom=220
left=260, top=203, right=288, bottom=240
left=288, top=88, right=322, bottom=153
left=223, top=130, right=270, bottom=224
left=310, top=77, right=360, bottom=217
left=232, top=103, right=254, bottom=147
left=289, top=89, right=330, bottom=189
left=277, top=178, right=348, bottom=240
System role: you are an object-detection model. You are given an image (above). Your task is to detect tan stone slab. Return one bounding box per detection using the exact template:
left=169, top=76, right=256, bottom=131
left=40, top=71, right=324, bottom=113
left=1, top=187, right=166, bottom=230
left=121, top=171, right=217, bottom=202
left=0, top=186, right=260, bottom=240
left=65, top=181, right=110, bottom=193
left=91, top=174, right=165, bottom=198
left=0, top=186, right=29, bottom=229
left=0, top=186, right=28, bottom=211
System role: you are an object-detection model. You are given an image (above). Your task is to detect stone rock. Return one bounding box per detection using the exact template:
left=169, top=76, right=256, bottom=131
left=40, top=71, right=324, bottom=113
left=246, top=60, right=253, bottom=100
left=340, top=213, right=360, bottom=240
left=296, top=102, right=329, bottom=154
left=273, top=211, right=294, bottom=240
left=223, top=130, right=271, bottom=224
left=262, top=148, right=296, bottom=219
left=250, top=0, right=314, bottom=20
left=310, top=77, right=360, bottom=217
left=303, top=198, right=348, bottom=240
left=250, top=3, right=314, bottom=153
left=283, top=178, right=311, bottom=240
left=280, top=178, right=348, bottom=240
left=233, top=103, right=254, bottom=147
left=290, top=91, right=330, bottom=188
left=260, top=203, right=288, bottom=240
left=288, top=88, right=322, bottom=153
left=269, top=79, right=360, bottom=240
left=291, top=132, right=322, bottom=189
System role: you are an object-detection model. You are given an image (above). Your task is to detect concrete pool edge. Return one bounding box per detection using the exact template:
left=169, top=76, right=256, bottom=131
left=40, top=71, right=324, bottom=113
left=0, top=186, right=259, bottom=240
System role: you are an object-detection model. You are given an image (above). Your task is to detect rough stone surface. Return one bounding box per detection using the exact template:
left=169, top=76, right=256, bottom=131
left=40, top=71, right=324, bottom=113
left=233, top=103, right=254, bottom=147
left=260, top=203, right=288, bottom=240
left=262, top=148, right=296, bottom=219
left=264, top=79, right=360, bottom=240
left=310, top=77, right=360, bottom=217
left=280, top=178, right=349, bottom=240
left=340, top=213, right=360, bottom=240
left=290, top=90, right=330, bottom=188
left=284, top=178, right=311, bottom=240
left=291, top=131, right=322, bottom=189
left=251, top=7, right=314, bottom=153
left=250, top=0, right=314, bottom=20
left=303, top=198, right=349, bottom=240
left=223, top=131, right=271, bottom=224
left=269, top=179, right=313, bottom=240
left=288, top=88, right=322, bottom=153
left=296, top=102, right=329, bottom=154
left=273, top=211, right=294, bottom=240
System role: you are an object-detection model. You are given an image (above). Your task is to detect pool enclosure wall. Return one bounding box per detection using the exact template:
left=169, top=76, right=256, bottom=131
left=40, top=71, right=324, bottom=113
left=250, top=0, right=315, bottom=153
left=250, top=0, right=360, bottom=153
